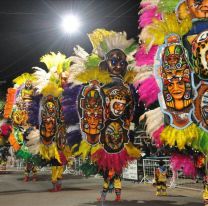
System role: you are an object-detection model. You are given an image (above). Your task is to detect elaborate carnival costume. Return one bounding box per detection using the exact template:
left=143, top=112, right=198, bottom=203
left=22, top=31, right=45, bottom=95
left=155, top=160, right=167, bottom=196
left=68, top=29, right=140, bottom=201
left=136, top=0, right=208, bottom=203
left=4, top=73, right=40, bottom=180
left=33, top=52, right=71, bottom=192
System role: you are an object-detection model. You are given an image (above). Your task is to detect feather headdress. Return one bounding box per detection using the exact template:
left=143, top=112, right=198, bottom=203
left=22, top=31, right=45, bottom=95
left=88, top=29, right=137, bottom=62
left=13, top=73, right=36, bottom=87
left=40, top=52, right=70, bottom=74
left=33, top=52, right=69, bottom=95
left=140, top=13, right=192, bottom=48
left=139, top=2, right=161, bottom=28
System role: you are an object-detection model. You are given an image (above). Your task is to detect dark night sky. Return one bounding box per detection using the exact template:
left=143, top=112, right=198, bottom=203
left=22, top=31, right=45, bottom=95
left=0, top=0, right=140, bottom=93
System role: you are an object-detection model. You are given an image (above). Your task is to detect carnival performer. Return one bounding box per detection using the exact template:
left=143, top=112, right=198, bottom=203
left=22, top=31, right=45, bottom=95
left=24, top=160, right=37, bottom=182
left=155, top=160, right=167, bottom=196
left=33, top=52, right=71, bottom=192
left=68, top=29, right=140, bottom=201
left=97, top=168, right=122, bottom=202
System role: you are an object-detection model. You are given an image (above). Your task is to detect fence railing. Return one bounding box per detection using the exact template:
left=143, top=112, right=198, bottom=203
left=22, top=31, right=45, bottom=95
left=142, top=157, right=203, bottom=191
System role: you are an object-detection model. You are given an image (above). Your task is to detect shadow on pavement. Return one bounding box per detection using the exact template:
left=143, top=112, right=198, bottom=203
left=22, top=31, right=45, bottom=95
left=16, top=174, right=84, bottom=182
left=85, top=199, right=202, bottom=206
left=0, top=187, right=92, bottom=195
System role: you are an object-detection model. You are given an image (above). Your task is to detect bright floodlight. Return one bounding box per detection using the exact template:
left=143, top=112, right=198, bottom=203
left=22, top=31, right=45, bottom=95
left=61, top=14, right=81, bottom=34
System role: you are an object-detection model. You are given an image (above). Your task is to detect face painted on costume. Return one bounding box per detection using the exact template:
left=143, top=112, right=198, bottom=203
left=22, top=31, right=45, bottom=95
left=187, top=0, right=208, bottom=18
left=83, top=89, right=103, bottom=134
left=12, top=110, right=28, bottom=125
left=44, top=117, right=55, bottom=133
left=167, top=79, right=186, bottom=100
left=79, top=81, right=104, bottom=145
left=25, top=80, right=32, bottom=89
left=191, top=30, right=208, bottom=79
left=107, top=87, right=130, bottom=118
left=106, top=49, right=127, bottom=77
left=40, top=96, right=61, bottom=145
left=46, top=102, right=56, bottom=114
left=161, top=35, right=192, bottom=111
left=104, top=121, right=125, bottom=152
left=162, top=44, right=185, bottom=80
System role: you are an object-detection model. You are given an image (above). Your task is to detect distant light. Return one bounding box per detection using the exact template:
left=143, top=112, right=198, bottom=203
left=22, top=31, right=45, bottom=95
left=61, top=14, right=81, bottom=34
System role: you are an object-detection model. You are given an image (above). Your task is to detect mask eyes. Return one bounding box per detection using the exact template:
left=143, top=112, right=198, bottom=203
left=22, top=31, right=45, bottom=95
left=176, top=63, right=182, bottom=69
left=197, top=31, right=208, bottom=43
left=194, top=0, right=203, bottom=6
left=120, top=60, right=127, bottom=66
left=111, top=58, right=117, bottom=66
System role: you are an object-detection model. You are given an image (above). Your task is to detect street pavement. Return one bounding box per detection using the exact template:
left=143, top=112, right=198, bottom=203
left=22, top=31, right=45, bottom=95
left=0, top=171, right=203, bottom=206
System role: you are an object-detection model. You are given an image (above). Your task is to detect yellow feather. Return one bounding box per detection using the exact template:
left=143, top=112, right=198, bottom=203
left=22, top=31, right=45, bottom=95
left=39, top=143, right=61, bottom=163
left=124, top=70, right=138, bottom=83
left=40, top=52, right=70, bottom=74
left=88, top=29, right=116, bottom=50
left=124, top=142, right=141, bottom=159
left=73, top=140, right=92, bottom=160
left=13, top=73, right=36, bottom=86
left=41, top=82, right=63, bottom=97
left=161, top=124, right=199, bottom=150
left=141, top=13, right=192, bottom=46
left=75, top=67, right=112, bottom=84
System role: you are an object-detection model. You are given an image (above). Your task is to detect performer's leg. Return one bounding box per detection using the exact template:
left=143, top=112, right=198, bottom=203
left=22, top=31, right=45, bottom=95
left=97, top=179, right=109, bottom=201
left=32, top=165, right=38, bottom=182
left=161, top=182, right=167, bottom=196
left=49, top=166, right=59, bottom=192
left=156, top=182, right=162, bottom=196
left=56, top=166, right=64, bottom=191
left=24, top=163, right=30, bottom=182
left=114, top=177, right=121, bottom=201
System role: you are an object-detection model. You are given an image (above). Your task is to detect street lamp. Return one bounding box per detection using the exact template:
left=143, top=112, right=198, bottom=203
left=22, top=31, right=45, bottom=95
left=61, top=14, right=81, bottom=34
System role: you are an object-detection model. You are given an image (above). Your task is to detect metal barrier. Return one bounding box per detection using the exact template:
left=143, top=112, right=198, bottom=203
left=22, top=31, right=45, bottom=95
left=63, top=157, right=83, bottom=175
left=142, top=157, right=203, bottom=191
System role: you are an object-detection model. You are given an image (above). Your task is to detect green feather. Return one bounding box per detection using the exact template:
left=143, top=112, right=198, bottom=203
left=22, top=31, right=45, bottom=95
left=16, top=145, right=32, bottom=160
left=86, top=54, right=101, bottom=69
left=79, top=159, right=98, bottom=177
left=158, top=0, right=180, bottom=13
left=192, top=129, right=208, bottom=155
left=124, top=42, right=137, bottom=54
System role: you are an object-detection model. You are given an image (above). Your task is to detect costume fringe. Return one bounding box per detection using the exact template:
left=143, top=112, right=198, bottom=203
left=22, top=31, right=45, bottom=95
left=160, top=123, right=199, bottom=150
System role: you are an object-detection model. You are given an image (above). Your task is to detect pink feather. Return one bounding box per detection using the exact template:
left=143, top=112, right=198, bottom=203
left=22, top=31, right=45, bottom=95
left=135, top=76, right=160, bottom=107
left=170, top=153, right=196, bottom=178
left=135, top=45, right=158, bottom=66
left=139, top=3, right=161, bottom=28
left=152, top=125, right=164, bottom=148
left=0, top=123, right=12, bottom=137
left=91, top=148, right=134, bottom=175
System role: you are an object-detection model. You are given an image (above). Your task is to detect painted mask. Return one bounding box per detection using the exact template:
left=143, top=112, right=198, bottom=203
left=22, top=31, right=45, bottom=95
left=188, top=30, right=208, bottom=79
left=105, top=84, right=132, bottom=120
left=161, top=35, right=192, bottom=111
left=106, top=49, right=128, bottom=78
left=40, top=115, right=56, bottom=145
left=187, top=0, right=208, bottom=18
left=101, top=120, right=128, bottom=153
left=79, top=80, right=104, bottom=145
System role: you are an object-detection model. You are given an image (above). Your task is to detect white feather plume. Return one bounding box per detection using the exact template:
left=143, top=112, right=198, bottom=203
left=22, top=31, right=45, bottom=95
left=32, top=67, right=51, bottom=93
left=25, top=128, right=40, bottom=155
left=95, top=32, right=135, bottom=58
left=140, top=107, right=164, bottom=136
left=68, top=45, right=89, bottom=83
